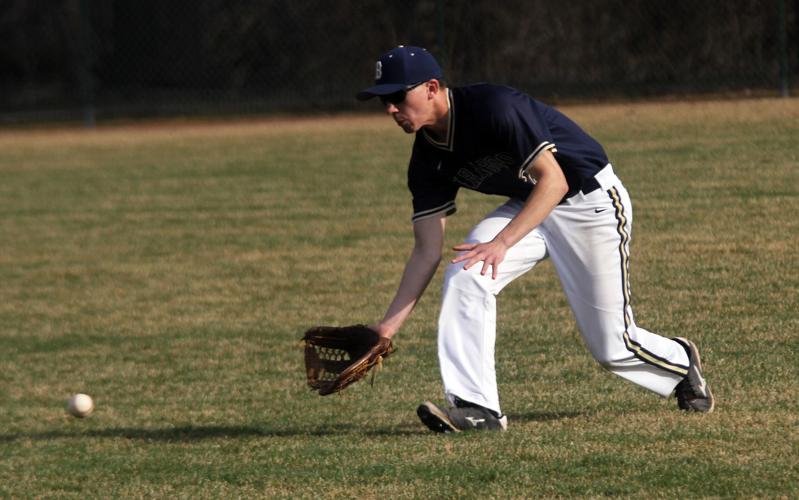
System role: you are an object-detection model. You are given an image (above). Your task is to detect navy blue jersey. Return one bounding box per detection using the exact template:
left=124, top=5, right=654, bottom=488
left=408, top=84, right=609, bottom=222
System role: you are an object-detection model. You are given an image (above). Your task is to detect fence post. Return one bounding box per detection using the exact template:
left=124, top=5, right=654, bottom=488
left=778, top=0, right=790, bottom=97
left=77, top=0, right=96, bottom=127
left=436, top=0, right=445, bottom=69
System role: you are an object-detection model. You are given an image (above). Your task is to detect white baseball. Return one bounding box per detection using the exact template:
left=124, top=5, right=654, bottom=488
left=67, top=393, right=94, bottom=418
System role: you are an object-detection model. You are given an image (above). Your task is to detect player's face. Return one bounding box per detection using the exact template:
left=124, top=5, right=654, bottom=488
left=382, top=82, right=433, bottom=134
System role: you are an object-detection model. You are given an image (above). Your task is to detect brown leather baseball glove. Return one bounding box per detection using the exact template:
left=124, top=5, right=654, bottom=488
left=302, top=324, right=395, bottom=395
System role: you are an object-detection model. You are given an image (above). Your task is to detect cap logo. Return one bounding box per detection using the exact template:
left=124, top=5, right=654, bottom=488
left=375, top=61, right=382, bottom=81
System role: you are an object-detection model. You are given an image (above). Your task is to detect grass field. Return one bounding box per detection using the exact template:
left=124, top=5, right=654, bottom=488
left=1, top=99, right=797, bottom=498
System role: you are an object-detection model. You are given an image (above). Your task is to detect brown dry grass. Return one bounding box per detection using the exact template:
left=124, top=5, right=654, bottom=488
left=1, top=98, right=797, bottom=497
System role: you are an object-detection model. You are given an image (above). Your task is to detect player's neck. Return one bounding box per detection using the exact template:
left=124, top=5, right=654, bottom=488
left=423, top=90, right=450, bottom=141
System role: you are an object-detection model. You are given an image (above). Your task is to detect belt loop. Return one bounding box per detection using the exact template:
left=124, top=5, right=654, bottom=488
left=594, top=163, right=616, bottom=191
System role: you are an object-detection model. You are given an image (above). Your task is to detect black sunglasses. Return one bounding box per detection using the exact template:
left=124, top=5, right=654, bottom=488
left=380, top=82, right=425, bottom=106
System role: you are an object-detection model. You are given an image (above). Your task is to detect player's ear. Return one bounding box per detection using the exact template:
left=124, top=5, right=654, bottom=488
left=426, top=79, right=440, bottom=98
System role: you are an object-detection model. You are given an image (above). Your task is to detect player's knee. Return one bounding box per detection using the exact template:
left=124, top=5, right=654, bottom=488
left=443, top=261, right=493, bottom=295
left=595, top=356, right=618, bottom=370
left=578, top=325, right=630, bottom=368
left=587, top=341, right=627, bottom=369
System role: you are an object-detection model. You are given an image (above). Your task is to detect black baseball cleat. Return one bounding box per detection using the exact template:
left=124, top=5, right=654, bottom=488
left=673, top=337, right=715, bottom=413
left=417, top=399, right=508, bottom=433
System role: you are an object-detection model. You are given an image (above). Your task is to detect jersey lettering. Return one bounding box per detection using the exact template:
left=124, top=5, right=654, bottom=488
left=454, top=153, right=514, bottom=189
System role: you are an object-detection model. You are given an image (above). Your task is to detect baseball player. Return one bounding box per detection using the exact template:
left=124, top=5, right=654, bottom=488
left=357, top=46, right=714, bottom=433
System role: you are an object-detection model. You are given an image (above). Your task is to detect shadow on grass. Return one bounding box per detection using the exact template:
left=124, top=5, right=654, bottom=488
left=0, top=412, right=582, bottom=443
left=0, top=423, right=424, bottom=443
left=513, top=410, right=585, bottom=423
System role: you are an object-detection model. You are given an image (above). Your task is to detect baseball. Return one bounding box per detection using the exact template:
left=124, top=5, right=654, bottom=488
left=66, top=393, right=94, bottom=418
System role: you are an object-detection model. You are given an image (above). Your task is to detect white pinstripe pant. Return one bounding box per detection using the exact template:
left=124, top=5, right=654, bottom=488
left=437, top=165, right=689, bottom=415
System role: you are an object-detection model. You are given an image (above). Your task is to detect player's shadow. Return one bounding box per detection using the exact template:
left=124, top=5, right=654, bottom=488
left=0, top=413, right=580, bottom=442
left=513, top=410, right=585, bottom=423
left=0, top=423, right=422, bottom=443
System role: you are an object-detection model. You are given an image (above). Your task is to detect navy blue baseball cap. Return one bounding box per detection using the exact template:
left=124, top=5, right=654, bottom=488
left=356, top=45, right=443, bottom=101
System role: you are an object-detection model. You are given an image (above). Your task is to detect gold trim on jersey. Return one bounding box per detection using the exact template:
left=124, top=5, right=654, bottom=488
left=412, top=200, right=457, bottom=222
left=422, top=89, right=455, bottom=152
left=609, top=187, right=689, bottom=377
left=518, top=142, right=557, bottom=181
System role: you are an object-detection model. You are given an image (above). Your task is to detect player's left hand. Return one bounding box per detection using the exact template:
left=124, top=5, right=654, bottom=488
left=451, top=239, right=509, bottom=280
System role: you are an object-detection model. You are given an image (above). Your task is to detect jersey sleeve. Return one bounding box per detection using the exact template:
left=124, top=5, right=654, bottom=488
left=491, top=91, right=556, bottom=180
left=407, top=143, right=459, bottom=222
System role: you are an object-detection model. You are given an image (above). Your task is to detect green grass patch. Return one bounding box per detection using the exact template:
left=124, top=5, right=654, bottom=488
left=1, top=102, right=797, bottom=497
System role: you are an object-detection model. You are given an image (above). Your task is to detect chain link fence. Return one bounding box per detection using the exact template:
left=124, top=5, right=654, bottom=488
left=1, top=0, right=797, bottom=124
